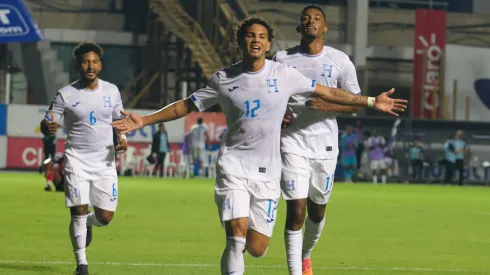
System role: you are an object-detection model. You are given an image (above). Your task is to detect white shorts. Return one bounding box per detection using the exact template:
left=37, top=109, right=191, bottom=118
left=191, top=147, right=205, bottom=163
left=370, top=159, right=387, bottom=170
left=64, top=168, right=119, bottom=212
left=280, top=153, right=337, bottom=205
left=215, top=174, right=280, bottom=238
left=383, top=158, right=393, bottom=168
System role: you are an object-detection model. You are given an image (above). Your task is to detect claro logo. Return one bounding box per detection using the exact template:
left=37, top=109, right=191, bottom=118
left=0, top=5, right=30, bottom=36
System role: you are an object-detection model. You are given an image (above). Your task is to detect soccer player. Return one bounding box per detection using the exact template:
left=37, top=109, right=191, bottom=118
left=112, top=17, right=406, bottom=275
left=189, top=117, right=210, bottom=176
left=341, top=126, right=358, bottom=183
left=40, top=42, right=127, bottom=275
left=366, top=130, right=387, bottom=184
left=272, top=5, right=370, bottom=274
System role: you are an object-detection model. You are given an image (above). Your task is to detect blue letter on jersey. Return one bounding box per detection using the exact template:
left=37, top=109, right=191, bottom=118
left=89, top=111, right=96, bottom=125
left=266, top=79, right=278, bottom=93
left=321, top=64, right=333, bottom=78
left=103, top=96, right=112, bottom=107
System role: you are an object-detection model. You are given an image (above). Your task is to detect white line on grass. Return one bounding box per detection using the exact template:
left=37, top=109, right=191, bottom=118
left=0, top=260, right=484, bottom=273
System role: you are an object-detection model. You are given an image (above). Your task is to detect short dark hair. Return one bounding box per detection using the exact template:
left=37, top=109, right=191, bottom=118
left=235, top=17, right=275, bottom=45
left=72, top=41, right=103, bottom=63
left=197, top=118, right=203, bottom=124
left=300, top=4, right=326, bottom=21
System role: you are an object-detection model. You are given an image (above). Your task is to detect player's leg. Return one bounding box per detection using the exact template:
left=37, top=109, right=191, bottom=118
left=65, top=171, right=91, bottom=274
left=456, top=159, right=464, bottom=185
left=370, top=160, right=379, bottom=183
left=302, top=159, right=336, bottom=275
left=215, top=175, right=250, bottom=275
left=86, top=172, right=118, bottom=248
left=281, top=153, right=310, bottom=275
left=247, top=178, right=280, bottom=258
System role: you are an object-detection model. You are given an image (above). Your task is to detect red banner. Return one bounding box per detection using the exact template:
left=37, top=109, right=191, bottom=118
left=184, top=112, right=227, bottom=143
left=412, top=9, right=446, bottom=119
left=6, top=137, right=181, bottom=175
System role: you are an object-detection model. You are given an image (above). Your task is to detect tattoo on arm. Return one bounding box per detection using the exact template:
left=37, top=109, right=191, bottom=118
left=173, top=104, right=179, bottom=117
left=329, top=88, right=367, bottom=106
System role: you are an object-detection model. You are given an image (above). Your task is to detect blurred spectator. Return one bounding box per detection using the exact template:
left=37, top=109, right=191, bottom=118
left=151, top=123, right=171, bottom=177
left=453, top=130, right=468, bottom=186
left=354, top=120, right=364, bottom=169
left=443, top=135, right=456, bottom=184
left=365, top=130, right=387, bottom=184
left=409, top=139, right=424, bottom=181
left=341, top=126, right=358, bottom=183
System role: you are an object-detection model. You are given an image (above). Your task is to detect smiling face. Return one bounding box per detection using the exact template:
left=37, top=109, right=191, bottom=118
left=239, top=23, right=271, bottom=60
left=298, top=8, right=328, bottom=40
left=77, top=51, right=102, bottom=82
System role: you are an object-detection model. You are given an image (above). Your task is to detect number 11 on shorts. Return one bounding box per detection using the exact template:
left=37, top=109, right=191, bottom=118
left=325, top=176, right=333, bottom=195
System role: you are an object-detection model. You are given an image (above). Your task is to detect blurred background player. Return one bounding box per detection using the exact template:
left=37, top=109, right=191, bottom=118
left=40, top=42, right=127, bottom=275
left=409, top=138, right=424, bottom=181
left=354, top=120, right=364, bottom=170
left=443, top=135, right=456, bottom=184
left=366, top=130, right=387, bottom=184
left=43, top=157, right=65, bottom=192
left=112, top=17, right=405, bottom=275
left=179, top=132, right=192, bottom=178
left=189, top=117, right=210, bottom=176
left=454, top=130, right=468, bottom=185
left=341, top=126, right=358, bottom=183
left=151, top=123, right=171, bottom=177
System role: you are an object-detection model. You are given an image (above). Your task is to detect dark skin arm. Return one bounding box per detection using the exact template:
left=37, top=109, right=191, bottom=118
left=306, top=98, right=361, bottom=113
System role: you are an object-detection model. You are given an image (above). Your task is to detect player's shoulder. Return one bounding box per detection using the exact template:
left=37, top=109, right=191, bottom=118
left=98, top=79, right=120, bottom=93
left=273, top=45, right=301, bottom=62
left=215, top=62, right=245, bottom=81
left=323, top=46, right=351, bottom=63
left=58, top=80, right=80, bottom=95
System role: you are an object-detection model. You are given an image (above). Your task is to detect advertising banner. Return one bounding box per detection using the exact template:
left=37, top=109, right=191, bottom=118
left=412, top=9, right=446, bottom=119
left=7, top=105, right=185, bottom=142
left=0, top=104, right=6, bottom=136
left=0, top=0, right=44, bottom=42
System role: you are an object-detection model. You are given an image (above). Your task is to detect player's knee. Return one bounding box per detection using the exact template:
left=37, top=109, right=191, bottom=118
left=246, top=243, right=268, bottom=258
left=286, top=200, right=307, bottom=229
left=95, top=211, right=114, bottom=225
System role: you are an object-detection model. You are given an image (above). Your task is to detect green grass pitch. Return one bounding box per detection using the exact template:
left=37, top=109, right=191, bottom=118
left=0, top=173, right=489, bottom=275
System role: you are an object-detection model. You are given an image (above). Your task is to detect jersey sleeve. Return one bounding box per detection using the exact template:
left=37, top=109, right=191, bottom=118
left=112, top=87, right=125, bottom=120
left=339, top=59, right=361, bottom=95
left=45, top=91, right=65, bottom=122
left=190, top=73, right=221, bottom=112
left=285, top=66, right=316, bottom=96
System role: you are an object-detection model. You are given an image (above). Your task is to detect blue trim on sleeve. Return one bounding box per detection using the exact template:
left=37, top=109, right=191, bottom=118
left=311, top=80, right=316, bottom=87
left=190, top=94, right=197, bottom=102
left=44, top=115, right=52, bottom=122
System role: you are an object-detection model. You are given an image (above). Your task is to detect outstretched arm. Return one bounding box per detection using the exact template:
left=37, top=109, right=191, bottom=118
left=112, top=98, right=199, bottom=134
left=306, top=98, right=361, bottom=113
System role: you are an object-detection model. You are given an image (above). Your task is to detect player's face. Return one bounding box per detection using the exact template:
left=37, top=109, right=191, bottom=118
left=299, top=8, right=327, bottom=39
left=240, top=24, right=271, bottom=60
left=78, top=51, right=102, bottom=81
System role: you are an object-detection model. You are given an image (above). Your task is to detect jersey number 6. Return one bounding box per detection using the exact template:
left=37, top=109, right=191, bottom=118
left=89, top=111, right=97, bottom=125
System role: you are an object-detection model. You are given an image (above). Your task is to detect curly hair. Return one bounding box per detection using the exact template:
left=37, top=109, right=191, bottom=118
left=235, top=17, right=275, bottom=45
left=300, top=4, right=326, bottom=21
left=72, top=41, right=104, bottom=63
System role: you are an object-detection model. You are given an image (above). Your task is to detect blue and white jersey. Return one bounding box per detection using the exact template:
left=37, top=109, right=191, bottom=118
left=190, top=60, right=316, bottom=181
left=274, top=45, right=361, bottom=159
left=45, top=79, right=124, bottom=172
left=189, top=124, right=208, bottom=149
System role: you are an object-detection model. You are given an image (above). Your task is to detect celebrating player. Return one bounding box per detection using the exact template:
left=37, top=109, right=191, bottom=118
left=272, top=5, right=369, bottom=274
left=40, top=42, right=127, bottom=275
left=112, top=18, right=406, bottom=275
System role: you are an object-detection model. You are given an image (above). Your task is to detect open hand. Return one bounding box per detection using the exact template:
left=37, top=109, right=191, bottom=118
left=374, top=88, right=408, bottom=116
left=112, top=111, right=144, bottom=134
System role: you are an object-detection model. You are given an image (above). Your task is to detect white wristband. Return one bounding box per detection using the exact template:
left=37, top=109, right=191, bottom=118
left=367, top=97, right=376, bottom=108
left=120, top=134, right=127, bottom=141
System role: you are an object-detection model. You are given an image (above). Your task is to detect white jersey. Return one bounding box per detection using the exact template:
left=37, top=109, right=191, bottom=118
left=46, top=79, right=124, bottom=173
left=189, top=124, right=208, bottom=148
left=190, top=60, right=316, bottom=181
left=274, top=45, right=361, bottom=159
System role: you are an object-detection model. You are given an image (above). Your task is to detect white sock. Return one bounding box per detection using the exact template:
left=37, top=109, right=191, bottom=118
left=220, top=236, right=246, bottom=275
left=302, top=216, right=326, bottom=260
left=69, top=215, right=88, bottom=265
left=87, top=212, right=105, bottom=227
left=285, top=229, right=303, bottom=275
left=381, top=175, right=387, bottom=184
left=373, top=175, right=378, bottom=183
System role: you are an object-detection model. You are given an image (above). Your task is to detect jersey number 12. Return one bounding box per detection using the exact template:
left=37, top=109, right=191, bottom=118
left=244, top=100, right=260, bottom=118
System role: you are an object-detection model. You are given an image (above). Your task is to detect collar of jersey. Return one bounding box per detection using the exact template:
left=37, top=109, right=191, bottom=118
left=244, top=61, right=267, bottom=75
left=299, top=46, right=326, bottom=58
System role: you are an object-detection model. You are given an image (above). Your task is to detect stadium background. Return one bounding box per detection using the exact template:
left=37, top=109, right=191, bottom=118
left=1, top=1, right=490, bottom=275
left=1, top=0, right=490, bottom=183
